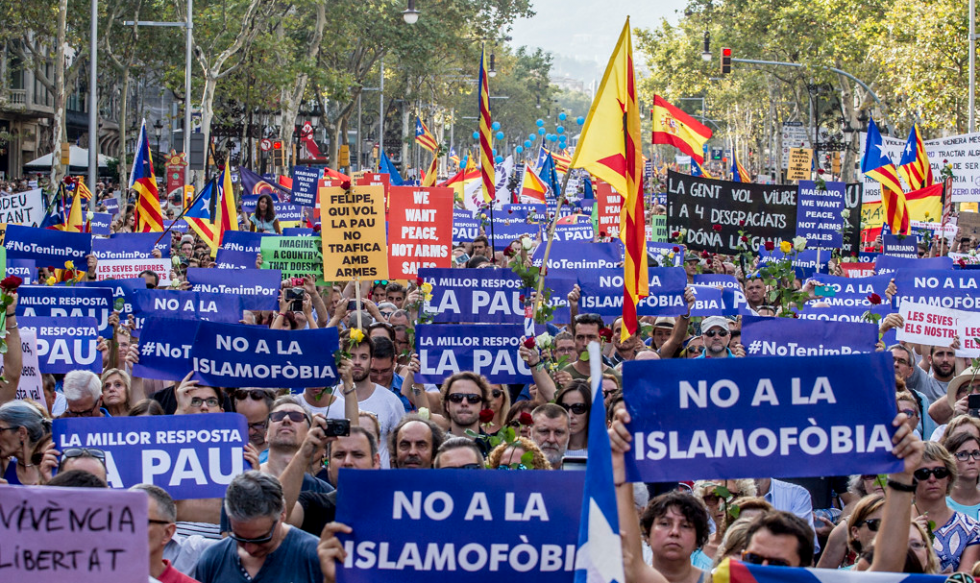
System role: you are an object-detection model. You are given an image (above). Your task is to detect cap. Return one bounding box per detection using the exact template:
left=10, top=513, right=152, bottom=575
left=700, top=316, right=730, bottom=334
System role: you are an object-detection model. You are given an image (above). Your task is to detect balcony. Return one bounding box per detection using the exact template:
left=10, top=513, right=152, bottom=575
left=8, top=89, right=26, bottom=105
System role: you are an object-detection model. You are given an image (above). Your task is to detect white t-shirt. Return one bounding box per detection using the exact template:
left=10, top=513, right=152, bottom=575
left=357, top=384, right=406, bottom=468
left=565, top=448, right=588, bottom=458
left=298, top=391, right=348, bottom=420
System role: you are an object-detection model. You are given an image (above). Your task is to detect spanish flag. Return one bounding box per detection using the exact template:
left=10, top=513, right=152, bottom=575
left=129, top=119, right=164, bottom=232
left=570, top=19, right=646, bottom=341
left=478, top=47, right=494, bottom=204
left=906, top=182, right=943, bottom=224
left=519, top=164, right=548, bottom=203
left=651, top=95, right=712, bottom=164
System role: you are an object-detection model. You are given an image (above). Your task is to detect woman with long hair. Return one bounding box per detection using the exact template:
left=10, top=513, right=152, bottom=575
left=249, top=193, right=281, bottom=234
left=101, top=368, right=132, bottom=417
left=483, top=384, right=511, bottom=436
left=556, top=379, right=591, bottom=457
left=0, top=401, right=52, bottom=485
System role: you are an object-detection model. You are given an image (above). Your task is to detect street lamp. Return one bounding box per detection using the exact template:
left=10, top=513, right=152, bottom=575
left=402, top=0, right=419, bottom=24
left=701, top=30, right=712, bottom=62
left=153, top=119, right=164, bottom=153
left=489, top=53, right=497, bottom=77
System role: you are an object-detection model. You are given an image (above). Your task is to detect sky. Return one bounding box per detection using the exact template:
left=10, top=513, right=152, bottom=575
left=507, top=0, right=678, bottom=84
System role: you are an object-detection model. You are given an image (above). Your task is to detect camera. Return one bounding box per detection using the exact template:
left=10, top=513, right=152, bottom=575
left=969, top=394, right=980, bottom=419
left=285, top=287, right=305, bottom=312
left=324, top=418, right=351, bottom=437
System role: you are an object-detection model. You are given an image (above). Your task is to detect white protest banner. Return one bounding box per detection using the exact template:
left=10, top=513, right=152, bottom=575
left=0, top=188, right=44, bottom=226
left=2, top=328, right=43, bottom=402
left=897, top=300, right=960, bottom=347
left=0, top=485, right=149, bottom=583
left=858, top=131, right=980, bottom=203
left=96, top=258, right=172, bottom=286
left=958, top=312, right=980, bottom=358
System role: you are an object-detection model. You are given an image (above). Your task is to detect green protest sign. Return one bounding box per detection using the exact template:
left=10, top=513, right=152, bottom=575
left=650, top=215, right=668, bottom=243
left=260, top=236, right=325, bottom=283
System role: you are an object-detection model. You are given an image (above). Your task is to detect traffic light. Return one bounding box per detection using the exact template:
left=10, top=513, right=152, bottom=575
left=188, top=133, right=206, bottom=170
left=720, top=47, right=732, bottom=76
left=272, top=140, right=284, bottom=167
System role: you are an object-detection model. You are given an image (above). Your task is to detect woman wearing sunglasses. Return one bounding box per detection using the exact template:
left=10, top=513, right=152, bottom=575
left=483, top=384, right=512, bottom=436
left=945, top=433, right=980, bottom=520
left=838, top=494, right=885, bottom=570
left=913, top=442, right=980, bottom=572
left=556, top=380, right=591, bottom=458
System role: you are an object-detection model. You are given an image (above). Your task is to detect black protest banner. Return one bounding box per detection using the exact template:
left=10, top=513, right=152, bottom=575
left=844, top=183, right=863, bottom=256
left=665, top=170, right=798, bottom=254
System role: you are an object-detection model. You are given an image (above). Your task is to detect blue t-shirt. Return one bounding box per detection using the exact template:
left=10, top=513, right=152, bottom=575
left=196, top=526, right=322, bottom=583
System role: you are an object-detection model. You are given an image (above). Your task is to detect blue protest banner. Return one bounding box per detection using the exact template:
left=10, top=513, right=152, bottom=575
left=93, top=233, right=171, bottom=259
left=186, top=267, right=280, bottom=311
left=757, top=247, right=828, bottom=279
left=688, top=285, right=746, bottom=317
left=219, top=230, right=269, bottom=254
left=19, top=316, right=102, bottom=373
left=335, top=469, right=584, bottom=583
left=741, top=315, right=878, bottom=357
left=242, top=196, right=303, bottom=223
left=454, top=209, right=475, bottom=220
left=576, top=267, right=687, bottom=317
left=90, top=212, right=112, bottom=235
left=875, top=254, right=953, bottom=275
left=190, top=321, right=339, bottom=388
left=552, top=222, right=594, bottom=243
left=5, top=224, right=92, bottom=267
left=133, top=317, right=199, bottom=381
left=622, top=353, right=904, bottom=482
left=104, top=196, right=119, bottom=215
left=53, top=413, right=247, bottom=500
left=794, top=304, right=898, bottom=346
left=416, top=324, right=532, bottom=384
left=531, top=241, right=623, bottom=271
left=892, top=269, right=980, bottom=311
left=882, top=234, right=919, bottom=258
left=487, top=221, right=540, bottom=245
left=452, top=216, right=481, bottom=244
left=283, top=227, right=315, bottom=237
left=795, top=180, right=844, bottom=248
left=694, top=274, right=740, bottom=291
left=78, top=278, right=147, bottom=319
left=420, top=268, right=527, bottom=324
left=6, top=259, right=35, bottom=283
left=648, top=241, right=685, bottom=267
left=214, top=248, right=255, bottom=269
left=17, top=285, right=113, bottom=333
left=162, top=219, right=189, bottom=233
left=808, top=274, right=893, bottom=308
left=291, top=166, right=321, bottom=206
left=132, top=289, right=245, bottom=331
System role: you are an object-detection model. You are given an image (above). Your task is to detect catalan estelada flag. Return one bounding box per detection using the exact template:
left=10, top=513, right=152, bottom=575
left=129, top=119, right=164, bottom=232
left=569, top=18, right=646, bottom=341
left=415, top=117, right=438, bottom=153
left=478, top=47, right=494, bottom=204
left=651, top=95, right=712, bottom=164
left=899, top=123, right=934, bottom=191
left=449, top=147, right=459, bottom=168
left=216, top=157, right=238, bottom=242
left=691, top=158, right=714, bottom=179
left=731, top=150, right=750, bottom=183
left=519, top=163, right=548, bottom=202
left=713, top=557, right=944, bottom=583
left=75, top=176, right=93, bottom=200
left=862, top=116, right=909, bottom=235
left=549, top=148, right=571, bottom=174
left=64, top=191, right=85, bottom=233
left=185, top=179, right=220, bottom=255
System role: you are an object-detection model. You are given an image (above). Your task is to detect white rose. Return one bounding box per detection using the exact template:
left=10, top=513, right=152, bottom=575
left=792, top=236, right=807, bottom=252
left=840, top=209, right=850, bottom=219
left=521, top=236, right=534, bottom=250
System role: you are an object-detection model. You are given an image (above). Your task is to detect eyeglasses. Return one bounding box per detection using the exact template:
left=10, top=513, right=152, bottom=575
left=560, top=402, right=589, bottom=415
left=893, top=357, right=910, bottom=366
left=235, top=389, right=271, bottom=401
left=909, top=541, right=929, bottom=551
left=189, top=397, right=220, bottom=409
left=955, top=450, right=980, bottom=462
left=269, top=410, right=310, bottom=425
left=856, top=518, right=882, bottom=532
left=374, top=280, right=389, bottom=286
left=228, top=519, right=278, bottom=545
left=456, top=463, right=483, bottom=470
left=900, top=408, right=919, bottom=419
left=703, top=492, right=742, bottom=504
left=62, top=448, right=107, bottom=462
left=65, top=400, right=102, bottom=417
left=491, top=389, right=504, bottom=399
left=687, top=346, right=703, bottom=354
left=448, top=393, right=483, bottom=405
left=741, top=551, right=790, bottom=568
left=148, top=518, right=173, bottom=526
left=913, top=467, right=952, bottom=481
left=0, top=426, right=17, bottom=433
left=248, top=420, right=269, bottom=433
left=704, top=329, right=729, bottom=338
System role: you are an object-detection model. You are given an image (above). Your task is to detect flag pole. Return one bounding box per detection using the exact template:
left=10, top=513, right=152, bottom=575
left=152, top=181, right=211, bottom=246
left=488, top=200, right=497, bottom=264
left=531, top=169, right=573, bottom=321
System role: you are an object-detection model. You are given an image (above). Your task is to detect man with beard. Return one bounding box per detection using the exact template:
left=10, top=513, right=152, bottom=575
left=439, top=371, right=491, bottom=455
left=927, top=345, right=967, bottom=424
left=388, top=414, right=445, bottom=468
left=608, top=316, right=641, bottom=366
left=530, top=403, right=570, bottom=469
left=260, top=397, right=333, bottom=495
left=698, top=316, right=735, bottom=359
left=341, top=329, right=405, bottom=467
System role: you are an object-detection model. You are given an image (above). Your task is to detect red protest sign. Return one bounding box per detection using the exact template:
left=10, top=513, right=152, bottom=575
left=358, top=173, right=392, bottom=216
left=840, top=262, right=875, bottom=278
left=387, top=186, right=454, bottom=279
left=595, top=179, right=622, bottom=238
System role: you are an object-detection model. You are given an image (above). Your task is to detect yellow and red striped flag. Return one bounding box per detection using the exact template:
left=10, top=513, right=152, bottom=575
left=861, top=116, right=909, bottom=235
left=478, top=47, right=494, bottom=204
left=651, top=95, right=712, bottom=164
left=519, top=163, right=548, bottom=202
left=548, top=148, right=572, bottom=174
left=898, top=123, right=934, bottom=191
left=216, top=157, right=238, bottom=243
left=422, top=154, right=439, bottom=187
left=415, top=117, right=439, bottom=153
left=569, top=19, right=647, bottom=340
left=129, top=119, right=164, bottom=232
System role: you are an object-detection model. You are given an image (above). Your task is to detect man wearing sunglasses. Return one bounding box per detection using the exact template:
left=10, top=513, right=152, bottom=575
left=440, top=371, right=491, bottom=449
left=434, top=437, right=486, bottom=469
left=196, top=472, right=322, bottom=583
left=741, top=511, right=815, bottom=568
left=261, top=397, right=331, bottom=494
left=230, top=388, right=275, bottom=462
left=58, top=447, right=108, bottom=484
left=698, top=316, right=735, bottom=359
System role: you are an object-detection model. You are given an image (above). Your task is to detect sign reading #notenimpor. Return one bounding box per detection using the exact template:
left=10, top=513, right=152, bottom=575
left=622, top=353, right=904, bottom=483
